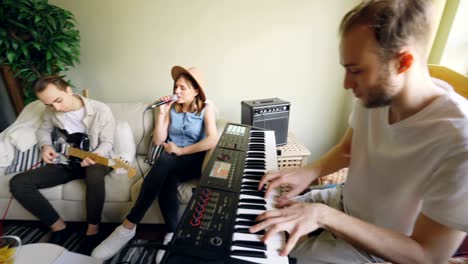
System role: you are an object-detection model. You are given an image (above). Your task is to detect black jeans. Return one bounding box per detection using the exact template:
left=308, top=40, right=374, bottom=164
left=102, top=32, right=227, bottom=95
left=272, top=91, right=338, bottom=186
left=9, top=163, right=111, bottom=226
left=127, top=151, right=205, bottom=232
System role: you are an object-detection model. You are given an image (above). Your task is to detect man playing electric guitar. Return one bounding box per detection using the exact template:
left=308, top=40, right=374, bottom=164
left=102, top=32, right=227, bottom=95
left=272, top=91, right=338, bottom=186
left=9, top=76, right=115, bottom=255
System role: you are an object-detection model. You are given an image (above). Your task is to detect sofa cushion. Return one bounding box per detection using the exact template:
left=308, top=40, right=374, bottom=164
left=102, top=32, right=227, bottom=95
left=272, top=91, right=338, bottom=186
left=134, top=155, right=151, bottom=179
left=113, top=120, right=136, bottom=163
left=0, top=172, right=62, bottom=200
left=145, top=138, right=163, bottom=166
left=107, top=102, right=153, bottom=155
left=5, top=145, right=45, bottom=174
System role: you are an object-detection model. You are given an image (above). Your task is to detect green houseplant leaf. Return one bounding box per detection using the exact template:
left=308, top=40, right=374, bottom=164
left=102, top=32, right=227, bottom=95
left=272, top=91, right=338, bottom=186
left=0, top=0, right=80, bottom=104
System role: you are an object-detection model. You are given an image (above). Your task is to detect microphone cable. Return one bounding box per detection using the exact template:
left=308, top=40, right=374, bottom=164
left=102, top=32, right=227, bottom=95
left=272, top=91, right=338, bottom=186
left=135, top=108, right=151, bottom=179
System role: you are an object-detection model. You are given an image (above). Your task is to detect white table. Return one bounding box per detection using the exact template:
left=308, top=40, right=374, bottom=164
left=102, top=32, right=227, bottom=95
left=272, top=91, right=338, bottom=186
left=15, top=243, right=102, bottom=264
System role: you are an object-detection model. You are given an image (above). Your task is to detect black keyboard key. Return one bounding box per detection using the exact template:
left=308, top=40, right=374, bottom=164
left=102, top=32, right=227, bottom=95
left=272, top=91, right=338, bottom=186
left=235, top=227, right=265, bottom=235
left=237, top=214, right=258, bottom=221
left=235, top=220, right=258, bottom=227
left=245, top=164, right=266, bottom=170
left=231, top=250, right=267, bottom=259
left=232, top=240, right=267, bottom=251
left=251, top=132, right=265, bottom=137
left=249, top=147, right=265, bottom=152
left=239, top=198, right=266, bottom=205
left=247, top=153, right=266, bottom=158
left=241, top=181, right=261, bottom=187
left=245, top=160, right=266, bottom=166
left=241, top=190, right=265, bottom=198
left=238, top=204, right=266, bottom=210
left=241, top=185, right=263, bottom=191
left=243, top=176, right=261, bottom=181
left=242, top=185, right=265, bottom=191
left=243, top=171, right=265, bottom=176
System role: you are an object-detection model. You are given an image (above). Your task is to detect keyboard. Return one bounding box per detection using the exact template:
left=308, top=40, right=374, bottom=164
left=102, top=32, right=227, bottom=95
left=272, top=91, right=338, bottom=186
left=161, top=123, right=294, bottom=264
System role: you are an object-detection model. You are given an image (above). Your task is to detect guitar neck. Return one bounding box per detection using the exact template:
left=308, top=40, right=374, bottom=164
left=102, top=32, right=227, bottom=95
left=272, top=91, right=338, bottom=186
left=67, top=147, right=109, bottom=166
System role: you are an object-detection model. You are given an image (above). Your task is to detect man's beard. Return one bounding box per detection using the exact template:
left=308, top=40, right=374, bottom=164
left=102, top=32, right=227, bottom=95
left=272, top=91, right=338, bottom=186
left=364, top=66, right=399, bottom=108
left=364, top=87, right=392, bottom=108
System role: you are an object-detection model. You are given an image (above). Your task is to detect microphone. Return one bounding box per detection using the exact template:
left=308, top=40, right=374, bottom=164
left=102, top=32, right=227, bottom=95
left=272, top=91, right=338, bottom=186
left=146, top=95, right=178, bottom=110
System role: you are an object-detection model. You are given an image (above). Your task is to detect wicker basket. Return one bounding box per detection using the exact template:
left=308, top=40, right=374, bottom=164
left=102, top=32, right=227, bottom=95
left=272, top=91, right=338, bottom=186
left=277, top=133, right=311, bottom=168
left=318, top=168, right=348, bottom=185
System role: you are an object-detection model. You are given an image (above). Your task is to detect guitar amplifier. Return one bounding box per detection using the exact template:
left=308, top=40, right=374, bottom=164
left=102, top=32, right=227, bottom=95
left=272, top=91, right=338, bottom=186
left=241, top=98, right=290, bottom=146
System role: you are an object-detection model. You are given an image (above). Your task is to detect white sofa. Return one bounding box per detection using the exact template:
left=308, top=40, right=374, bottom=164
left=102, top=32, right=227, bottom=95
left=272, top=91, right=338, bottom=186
left=0, top=101, right=225, bottom=224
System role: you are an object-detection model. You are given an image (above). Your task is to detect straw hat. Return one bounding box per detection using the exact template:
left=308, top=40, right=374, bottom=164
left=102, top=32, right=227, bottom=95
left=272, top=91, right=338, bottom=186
left=171, top=66, right=206, bottom=102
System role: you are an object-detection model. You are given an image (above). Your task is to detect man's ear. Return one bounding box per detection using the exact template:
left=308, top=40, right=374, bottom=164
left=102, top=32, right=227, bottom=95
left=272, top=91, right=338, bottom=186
left=397, top=52, right=414, bottom=74
left=66, top=86, right=73, bottom=94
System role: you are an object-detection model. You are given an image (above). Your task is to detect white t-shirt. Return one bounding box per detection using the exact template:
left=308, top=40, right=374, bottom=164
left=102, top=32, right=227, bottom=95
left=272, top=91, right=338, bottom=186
left=62, top=107, right=86, bottom=134
left=343, top=79, right=468, bottom=235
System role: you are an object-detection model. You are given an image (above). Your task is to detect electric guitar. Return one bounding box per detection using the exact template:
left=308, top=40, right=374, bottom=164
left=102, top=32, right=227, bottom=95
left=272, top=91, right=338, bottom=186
left=53, top=129, right=137, bottom=178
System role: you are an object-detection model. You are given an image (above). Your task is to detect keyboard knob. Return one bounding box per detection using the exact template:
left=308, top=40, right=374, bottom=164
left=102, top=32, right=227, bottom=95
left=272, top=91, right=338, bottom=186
left=190, top=218, right=201, bottom=227
left=194, top=211, right=203, bottom=219
left=195, top=205, right=206, bottom=213
left=210, top=236, right=223, bottom=246
left=198, top=199, right=208, bottom=207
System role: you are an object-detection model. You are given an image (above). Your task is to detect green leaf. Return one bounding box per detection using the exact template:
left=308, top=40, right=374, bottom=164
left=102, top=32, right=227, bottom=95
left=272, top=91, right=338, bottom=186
left=46, top=15, right=57, bottom=32
left=6, top=50, right=15, bottom=62
left=33, top=42, right=41, bottom=51
left=21, top=45, right=29, bottom=57
left=46, top=50, right=52, bottom=60
left=7, top=19, right=29, bottom=30
left=13, top=68, right=31, bottom=78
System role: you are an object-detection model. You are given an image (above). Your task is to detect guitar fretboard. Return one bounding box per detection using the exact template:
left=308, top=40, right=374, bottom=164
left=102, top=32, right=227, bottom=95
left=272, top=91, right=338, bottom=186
left=67, top=147, right=110, bottom=166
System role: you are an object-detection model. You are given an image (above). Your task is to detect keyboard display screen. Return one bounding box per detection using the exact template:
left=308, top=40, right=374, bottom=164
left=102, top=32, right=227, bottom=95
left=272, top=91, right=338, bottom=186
left=209, top=161, right=231, bottom=179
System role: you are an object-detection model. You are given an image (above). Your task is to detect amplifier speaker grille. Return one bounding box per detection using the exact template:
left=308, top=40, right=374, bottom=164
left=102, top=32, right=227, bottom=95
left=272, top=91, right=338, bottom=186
left=241, top=98, right=290, bottom=146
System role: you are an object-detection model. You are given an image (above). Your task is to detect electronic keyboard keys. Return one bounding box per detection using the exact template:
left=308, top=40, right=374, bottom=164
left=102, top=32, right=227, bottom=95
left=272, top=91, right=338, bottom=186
left=229, top=130, right=289, bottom=264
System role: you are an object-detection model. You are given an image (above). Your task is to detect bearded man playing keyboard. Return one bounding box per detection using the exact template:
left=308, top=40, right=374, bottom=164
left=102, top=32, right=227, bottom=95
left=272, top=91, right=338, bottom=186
left=250, top=0, right=468, bottom=263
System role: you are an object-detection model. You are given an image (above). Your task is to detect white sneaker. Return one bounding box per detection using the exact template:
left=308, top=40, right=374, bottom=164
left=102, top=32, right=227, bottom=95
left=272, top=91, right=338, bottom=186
left=155, top=232, right=174, bottom=264
left=91, top=225, right=136, bottom=260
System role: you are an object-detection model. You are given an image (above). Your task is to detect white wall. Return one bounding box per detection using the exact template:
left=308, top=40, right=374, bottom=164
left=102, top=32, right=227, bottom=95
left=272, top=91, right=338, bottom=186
left=49, top=0, right=359, bottom=160
left=440, top=0, right=468, bottom=74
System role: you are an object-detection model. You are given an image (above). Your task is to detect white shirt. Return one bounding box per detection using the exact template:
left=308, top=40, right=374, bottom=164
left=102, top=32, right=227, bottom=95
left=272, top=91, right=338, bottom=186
left=343, top=79, right=468, bottom=234
left=61, top=107, right=86, bottom=134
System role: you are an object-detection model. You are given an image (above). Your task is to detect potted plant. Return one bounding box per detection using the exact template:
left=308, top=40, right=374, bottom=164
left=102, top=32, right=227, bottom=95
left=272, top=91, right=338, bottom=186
left=0, top=0, right=80, bottom=107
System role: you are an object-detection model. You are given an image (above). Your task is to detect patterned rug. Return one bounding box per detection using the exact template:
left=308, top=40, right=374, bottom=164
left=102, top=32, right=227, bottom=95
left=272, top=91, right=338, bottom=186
left=3, top=220, right=467, bottom=263
left=1, top=220, right=166, bottom=264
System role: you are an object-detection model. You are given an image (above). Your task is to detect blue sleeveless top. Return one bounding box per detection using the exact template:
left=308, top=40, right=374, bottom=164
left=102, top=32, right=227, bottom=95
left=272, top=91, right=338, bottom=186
left=168, top=107, right=206, bottom=147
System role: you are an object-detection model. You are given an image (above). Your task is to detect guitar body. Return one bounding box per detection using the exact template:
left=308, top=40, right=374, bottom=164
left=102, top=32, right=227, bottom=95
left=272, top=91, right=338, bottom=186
left=52, top=127, right=137, bottom=177
left=53, top=128, right=90, bottom=168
